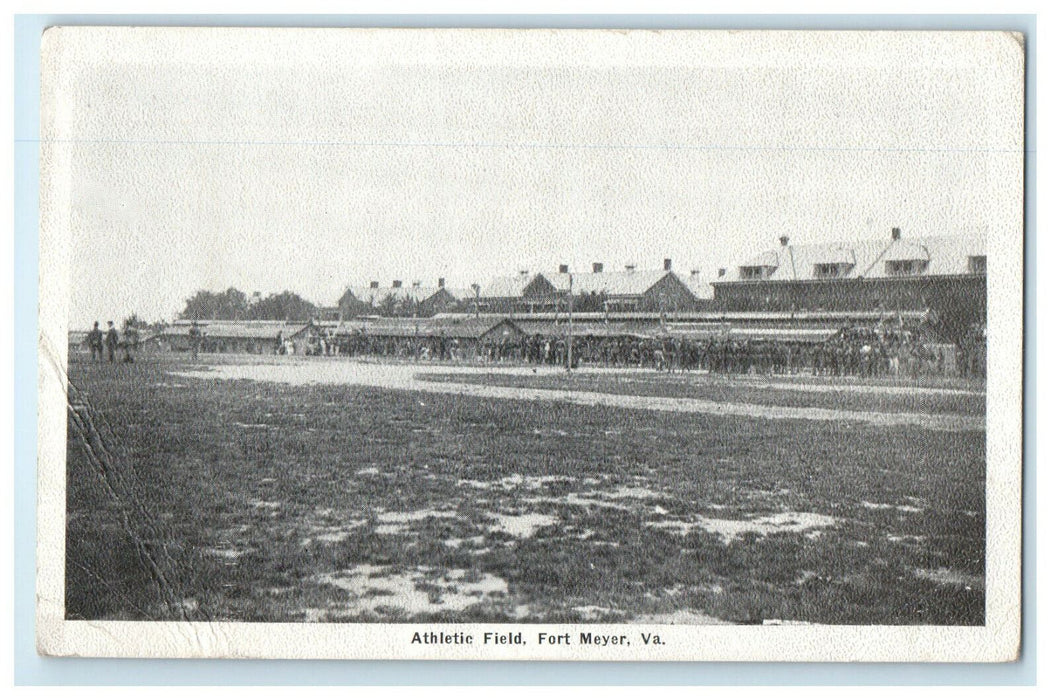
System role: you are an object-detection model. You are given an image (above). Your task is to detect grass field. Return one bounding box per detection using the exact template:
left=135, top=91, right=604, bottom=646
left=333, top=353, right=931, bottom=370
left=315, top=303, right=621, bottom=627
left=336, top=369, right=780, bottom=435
left=65, top=354, right=986, bottom=625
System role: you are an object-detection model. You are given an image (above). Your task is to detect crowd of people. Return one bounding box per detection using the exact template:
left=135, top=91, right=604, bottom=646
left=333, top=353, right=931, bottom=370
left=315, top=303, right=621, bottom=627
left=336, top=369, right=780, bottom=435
left=958, top=323, right=987, bottom=379
left=299, top=322, right=983, bottom=379
left=153, top=317, right=986, bottom=380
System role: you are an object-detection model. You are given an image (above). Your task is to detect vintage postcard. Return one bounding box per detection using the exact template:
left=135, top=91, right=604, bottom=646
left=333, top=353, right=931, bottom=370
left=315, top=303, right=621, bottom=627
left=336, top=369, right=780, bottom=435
left=37, top=27, right=1024, bottom=661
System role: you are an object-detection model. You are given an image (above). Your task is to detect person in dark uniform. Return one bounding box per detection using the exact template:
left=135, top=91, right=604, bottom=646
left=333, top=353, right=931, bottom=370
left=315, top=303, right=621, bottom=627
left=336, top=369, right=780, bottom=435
left=122, top=324, right=138, bottom=363
left=189, top=321, right=203, bottom=360
left=104, top=321, right=120, bottom=363
left=87, top=321, right=103, bottom=361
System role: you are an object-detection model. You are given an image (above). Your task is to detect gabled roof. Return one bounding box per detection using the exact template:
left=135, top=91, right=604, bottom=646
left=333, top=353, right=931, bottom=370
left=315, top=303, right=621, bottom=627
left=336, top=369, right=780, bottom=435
left=481, top=273, right=536, bottom=298
left=345, top=285, right=436, bottom=305
left=556, top=270, right=672, bottom=297
left=722, top=233, right=987, bottom=282
left=741, top=250, right=782, bottom=270
left=438, top=286, right=478, bottom=301
left=861, top=235, right=986, bottom=278
left=339, top=316, right=521, bottom=339
left=481, top=268, right=707, bottom=300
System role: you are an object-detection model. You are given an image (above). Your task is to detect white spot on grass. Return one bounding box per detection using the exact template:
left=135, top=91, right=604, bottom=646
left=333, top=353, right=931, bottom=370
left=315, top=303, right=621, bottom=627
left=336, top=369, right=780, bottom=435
left=201, top=546, right=244, bottom=560
left=316, top=565, right=509, bottom=618
left=301, top=521, right=368, bottom=547
left=914, top=567, right=984, bottom=590
left=530, top=484, right=668, bottom=513
left=648, top=511, right=838, bottom=544
left=606, top=485, right=659, bottom=500
left=250, top=500, right=280, bottom=510
left=572, top=605, right=624, bottom=620
left=374, top=509, right=460, bottom=535
left=486, top=512, right=558, bottom=538
left=458, top=474, right=577, bottom=491
left=861, top=501, right=925, bottom=513
left=356, top=467, right=379, bottom=476
left=887, top=534, right=927, bottom=544
left=443, top=535, right=487, bottom=549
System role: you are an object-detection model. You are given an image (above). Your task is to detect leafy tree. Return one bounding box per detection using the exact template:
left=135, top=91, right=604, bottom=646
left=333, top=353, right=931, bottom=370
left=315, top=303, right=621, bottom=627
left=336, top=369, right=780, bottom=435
left=249, top=291, right=318, bottom=321
left=179, top=287, right=249, bottom=321
left=395, top=295, right=420, bottom=318
left=377, top=293, right=398, bottom=317
left=178, top=287, right=318, bottom=321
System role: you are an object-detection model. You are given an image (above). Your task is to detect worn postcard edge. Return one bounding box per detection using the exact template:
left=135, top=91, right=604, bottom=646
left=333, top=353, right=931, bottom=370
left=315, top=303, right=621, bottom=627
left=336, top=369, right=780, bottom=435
left=34, top=26, right=1025, bottom=662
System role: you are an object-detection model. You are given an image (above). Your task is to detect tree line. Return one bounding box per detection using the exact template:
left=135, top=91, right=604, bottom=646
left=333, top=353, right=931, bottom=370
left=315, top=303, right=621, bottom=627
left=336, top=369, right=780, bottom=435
left=179, top=288, right=318, bottom=322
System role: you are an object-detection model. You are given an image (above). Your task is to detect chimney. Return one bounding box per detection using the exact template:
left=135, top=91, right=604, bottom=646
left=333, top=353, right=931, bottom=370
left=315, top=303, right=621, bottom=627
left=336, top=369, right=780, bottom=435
left=518, top=269, right=529, bottom=276
left=438, top=277, right=445, bottom=288
left=663, top=258, right=673, bottom=271
left=558, top=264, right=569, bottom=274
left=891, top=227, right=901, bottom=241
left=369, top=281, right=379, bottom=289
left=392, top=280, right=402, bottom=288
left=625, top=263, right=636, bottom=273
left=779, top=236, right=789, bottom=247
left=718, top=267, right=726, bottom=278
left=690, top=269, right=700, bottom=278
left=412, top=281, right=421, bottom=288
left=592, top=262, right=604, bottom=273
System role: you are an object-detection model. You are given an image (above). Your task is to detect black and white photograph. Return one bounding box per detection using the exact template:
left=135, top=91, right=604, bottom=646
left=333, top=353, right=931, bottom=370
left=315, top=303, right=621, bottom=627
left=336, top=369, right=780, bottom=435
left=36, top=27, right=1024, bottom=661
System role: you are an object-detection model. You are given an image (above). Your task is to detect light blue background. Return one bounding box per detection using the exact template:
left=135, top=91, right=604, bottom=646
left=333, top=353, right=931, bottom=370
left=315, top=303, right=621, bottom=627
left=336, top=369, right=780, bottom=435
left=13, top=13, right=1036, bottom=685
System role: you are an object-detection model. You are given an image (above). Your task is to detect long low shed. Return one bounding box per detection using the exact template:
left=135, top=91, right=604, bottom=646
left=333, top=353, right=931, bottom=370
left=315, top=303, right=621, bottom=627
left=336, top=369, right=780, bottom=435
left=162, top=321, right=312, bottom=353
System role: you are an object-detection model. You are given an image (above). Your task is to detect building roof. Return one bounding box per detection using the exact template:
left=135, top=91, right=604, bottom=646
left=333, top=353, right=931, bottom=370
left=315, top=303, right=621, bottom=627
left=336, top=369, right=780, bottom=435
left=863, top=236, right=985, bottom=278
left=164, top=320, right=311, bottom=340
left=482, top=268, right=707, bottom=300
left=516, top=319, right=662, bottom=338
left=344, top=283, right=442, bottom=305
left=721, top=232, right=986, bottom=283
left=440, top=286, right=479, bottom=301
left=337, top=316, right=521, bottom=339
left=561, top=270, right=671, bottom=297
left=481, top=273, right=535, bottom=299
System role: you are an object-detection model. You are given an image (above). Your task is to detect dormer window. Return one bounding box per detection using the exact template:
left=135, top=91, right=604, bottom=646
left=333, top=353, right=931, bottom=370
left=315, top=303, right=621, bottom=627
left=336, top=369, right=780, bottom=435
left=968, top=255, right=986, bottom=274
left=885, top=259, right=929, bottom=277
left=739, top=265, right=774, bottom=280
left=814, top=262, right=853, bottom=279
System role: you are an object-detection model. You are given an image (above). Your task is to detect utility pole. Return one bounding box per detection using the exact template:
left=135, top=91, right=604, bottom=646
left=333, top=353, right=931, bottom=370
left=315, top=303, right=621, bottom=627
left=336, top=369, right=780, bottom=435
left=567, top=271, right=573, bottom=371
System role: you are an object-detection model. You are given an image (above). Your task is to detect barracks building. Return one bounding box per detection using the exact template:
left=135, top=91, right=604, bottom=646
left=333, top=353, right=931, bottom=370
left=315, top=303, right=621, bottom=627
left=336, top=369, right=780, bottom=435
left=711, top=228, right=986, bottom=342
left=477, top=259, right=707, bottom=314
left=335, top=278, right=477, bottom=319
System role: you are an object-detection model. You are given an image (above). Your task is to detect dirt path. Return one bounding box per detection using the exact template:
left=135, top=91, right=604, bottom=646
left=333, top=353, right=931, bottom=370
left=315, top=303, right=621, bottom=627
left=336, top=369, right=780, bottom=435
left=572, top=366, right=985, bottom=398
left=175, top=359, right=984, bottom=433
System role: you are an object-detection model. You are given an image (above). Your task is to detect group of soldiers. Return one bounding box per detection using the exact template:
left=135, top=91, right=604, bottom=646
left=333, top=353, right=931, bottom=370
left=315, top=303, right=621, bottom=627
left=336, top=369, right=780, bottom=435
left=958, top=323, right=988, bottom=379
left=308, top=323, right=967, bottom=378
left=85, top=320, right=138, bottom=363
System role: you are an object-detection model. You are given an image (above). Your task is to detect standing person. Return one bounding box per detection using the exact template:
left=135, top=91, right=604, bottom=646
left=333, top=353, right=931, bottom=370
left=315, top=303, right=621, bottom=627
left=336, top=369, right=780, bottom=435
left=104, top=321, right=120, bottom=363
left=122, top=323, right=138, bottom=363
left=189, top=321, right=203, bottom=360
left=87, top=321, right=103, bottom=361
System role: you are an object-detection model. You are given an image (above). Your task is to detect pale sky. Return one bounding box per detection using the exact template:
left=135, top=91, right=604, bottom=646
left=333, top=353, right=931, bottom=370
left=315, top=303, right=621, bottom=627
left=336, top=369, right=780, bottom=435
left=40, top=28, right=1023, bottom=329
